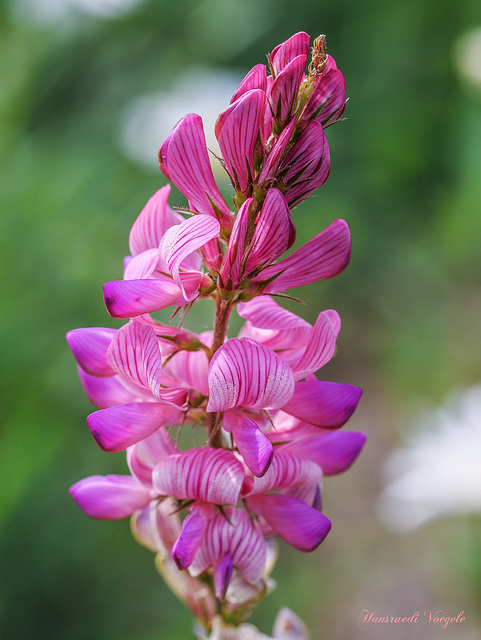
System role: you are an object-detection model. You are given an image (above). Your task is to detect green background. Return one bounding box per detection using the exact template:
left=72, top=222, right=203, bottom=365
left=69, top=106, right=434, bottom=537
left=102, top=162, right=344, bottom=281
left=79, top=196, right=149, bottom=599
left=1, top=0, right=480, bottom=637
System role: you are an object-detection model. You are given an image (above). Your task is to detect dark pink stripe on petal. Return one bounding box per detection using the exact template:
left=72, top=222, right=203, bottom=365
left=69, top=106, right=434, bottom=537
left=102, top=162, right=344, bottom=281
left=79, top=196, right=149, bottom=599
left=231, top=64, right=267, bottom=103
left=292, top=310, right=340, bottom=379
left=269, top=32, right=310, bottom=75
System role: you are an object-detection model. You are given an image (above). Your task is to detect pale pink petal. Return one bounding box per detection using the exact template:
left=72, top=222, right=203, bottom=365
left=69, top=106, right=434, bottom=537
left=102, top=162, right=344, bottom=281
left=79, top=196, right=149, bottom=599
left=166, top=348, right=210, bottom=396
left=213, top=554, right=234, bottom=600
left=172, top=511, right=209, bottom=570
left=269, top=32, right=310, bottom=75
left=66, top=327, right=116, bottom=377
left=131, top=504, right=157, bottom=552
left=245, top=189, right=296, bottom=273
left=152, top=448, right=244, bottom=504
left=127, top=427, right=179, bottom=485
left=231, top=64, right=267, bottom=102
left=281, top=380, right=363, bottom=427
left=206, top=338, right=295, bottom=412
left=216, top=89, right=266, bottom=193
left=129, top=185, right=184, bottom=256
left=78, top=367, right=140, bottom=408
left=237, top=296, right=309, bottom=331
left=107, top=322, right=163, bottom=399
left=273, top=608, right=309, bottom=640
left=284, top=431, right=367, bottom=475
left=69, top=475, right=152, bottom=519
left=103, top=278, right=186, bottom=318
left=246, top=494, right=331, bottom=551
left=242, top=450, right=321, bottom=497
left=256, top=219, right=351, bottom=293
left=224, top=411, right=273, bottom=477
left=123, top=249, right=162, bottom=280
left=292, top=310, right=340, bottom=380
left=269, top=55, right=307, bottom=122
left=87, top=402, right=183, bottom=452
left=158, top=113, right=232, bottom=225
left=160, top=214, right=220, bottom=300
left=220, top=198, right=250, bottom=288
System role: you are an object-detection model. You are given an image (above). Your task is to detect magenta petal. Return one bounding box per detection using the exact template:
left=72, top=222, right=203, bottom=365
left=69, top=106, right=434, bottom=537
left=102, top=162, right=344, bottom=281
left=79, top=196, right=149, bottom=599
left=285, top=431, right=367, bottom=475
left=282, top=380, right=363, bottom=428
left=257, top=117, right=295, bottom=184
left=269, top=55, right=307, bottom=122
left=213, top=554, right=233, bottom=600
left=103, top=279, right=184, bottom=318
left=269, top=32, right=310, bottom=75
left=245, top=189, right=296, bottom=273
left=158, top=113, right=231, bottom=225
left=69, top=475, right=151, bottom=519
left=78, top=367, right=139, bottom=408
left=160, top=214, right=220, bottom=300
left=246, top=494, right=331, bottom=551
left=127, top=428, right=178, bottom=485
left=300, top=68, right=347, bottom=128
left=107, top=322, right=163, bottom=399
left=172, top=512, right=208, bottom=570
left=152, top=448, right=244, bottom=504
left=66, top=327, right=116, bottom=377
left=231, top=64, right=267, bottom=102
left=292, top=310, right=340, bottom=379
left=206, top=338, right=295, bottom=412
left=237, top=296, right=309, bottom=331
left=129, top=185, right=184, bottom=255
left=220, top=198, right=250, bottom=288
left=242, top=450, right=321, bottom=497
left=257, top=218, right=351, bottom=293
left=216, top=89, right=266, bottom=193
left=87, top=402, right=183, bottom=452
left=224, top=411, right=273, bottom=477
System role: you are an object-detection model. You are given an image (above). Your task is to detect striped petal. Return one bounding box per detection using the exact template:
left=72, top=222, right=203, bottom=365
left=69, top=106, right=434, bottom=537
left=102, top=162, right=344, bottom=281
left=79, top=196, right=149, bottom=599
left=282, top=380, right=363, bottom=428
left=257, top=117, right=295, bottom=184
left=172, top=511, right=209, bottom=570
left=152, top=448, right=244, bottom=504
left=87, top=402, right=183, bottom=452
left=231, top=64, right=267, bottom=102
left=69, top=475, right=152, bottom=519
left=66, top=327, right=116, bottom=377
left=269, top=32, right=310, bottom=75
left=107, top=322, right=163, bottom=399
left=220, top=198, right=250, bottom=288
left=269, top=55, right=307, bottom=123
left=256, top=219, right=351, bottom=293
left=242, top=450, right=321, bottom=497
left=246, top=494, right=331, bottom=551
left=300, top=68, right=346, bottom=128
left=207, top=338, right=295, bottom=412
left=123, top=249, right=161, bottom=280
left=129, top=185, right=184, bottom=255
left=224, top=411, right=273, bottom=477
left=158, top=113, right=232, bottom=226
left=103, top=278, right=187, bottom=318
left=285, top=431, right=367, bottom=475
left=160, top=214, right=220, bottom=300
left=292, top=310, right=340, bottom=380
left=216, top=89, right=266, bottom=193
left=213, top=554, right=234, bottom=601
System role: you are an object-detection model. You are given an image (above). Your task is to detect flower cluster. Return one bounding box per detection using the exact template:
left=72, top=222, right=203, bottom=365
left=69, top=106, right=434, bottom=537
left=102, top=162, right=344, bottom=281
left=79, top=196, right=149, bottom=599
left=67, top=32, right=365, bottom=636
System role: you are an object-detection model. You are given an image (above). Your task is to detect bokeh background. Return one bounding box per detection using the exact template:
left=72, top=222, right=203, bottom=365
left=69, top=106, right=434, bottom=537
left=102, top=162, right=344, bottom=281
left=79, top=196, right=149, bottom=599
left=1, top=0, right=481, bottom=638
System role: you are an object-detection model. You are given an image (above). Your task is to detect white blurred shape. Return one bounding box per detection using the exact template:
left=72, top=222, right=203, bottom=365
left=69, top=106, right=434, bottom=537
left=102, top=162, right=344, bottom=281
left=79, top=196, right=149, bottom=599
left=454, top=27, right=481, bottom=88
left=119, top=68, right=241, bottom=176
left=9, top=0, right=142, bottom=23
left=377, top=385, right=481, bottom=532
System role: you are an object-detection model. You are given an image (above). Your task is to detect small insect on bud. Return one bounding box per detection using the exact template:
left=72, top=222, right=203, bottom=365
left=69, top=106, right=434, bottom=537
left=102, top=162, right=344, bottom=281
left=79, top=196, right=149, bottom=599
left=308, top=34, right=327, bottom=77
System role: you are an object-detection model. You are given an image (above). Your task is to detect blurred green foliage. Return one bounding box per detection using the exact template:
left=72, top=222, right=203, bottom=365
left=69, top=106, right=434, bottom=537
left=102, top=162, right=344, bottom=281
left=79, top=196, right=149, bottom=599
left=1, top=0, right=480, bottom=637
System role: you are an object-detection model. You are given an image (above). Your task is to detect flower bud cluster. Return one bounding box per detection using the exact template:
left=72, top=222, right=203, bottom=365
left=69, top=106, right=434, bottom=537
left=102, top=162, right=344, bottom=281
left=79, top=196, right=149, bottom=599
left=67, top=32, right=364, bottom=635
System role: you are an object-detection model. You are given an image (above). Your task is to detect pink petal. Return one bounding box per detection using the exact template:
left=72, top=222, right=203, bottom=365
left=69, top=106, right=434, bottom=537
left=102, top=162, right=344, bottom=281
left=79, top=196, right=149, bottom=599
left=158, top=113, right=232, bottom=226
left=269, top=55, right=307, bottom=122
left=69, top=475, right=152, bottom=519
left=231, top=64, right=267, bottom=102
left=206, top=338, right=295, bottom=412
left=281, top=380, right=363, bottom=428
left=292, top=310, right=340, bottom=380
left=107, top=322, right=163, bottom=399
left=103, top=278, right=187, bottom=318
left=300, top=68, right=346, bottom=128
left=224, top=411, right=274, bottom=477
left=242, top=450, right=321, bottom=497
left=87, top=402, right=183, bottom=452
left=220, top=198, right=250, bottom=288
left=123, top=249, right=162, bottom=280
left=256, top=218, right=351, bottom=293
left=285, top=431, right=367, bottom=475
left=172, top=511, right=209, bottom=570
left=257, top=117, right=296, bottom=184
left=269, top=32, right=310, bottom=75
left=152, top=448, right=244, bottom=504
left=160, top=214, right=220, bottom=300
left=246, top=494, right=331, bottom=551
left=78, top=367, right=140, bottom=408
left=245, top=189, right=296, bottom=273
left=237, top=296, right=309, bottom=331
left=216, top=89, right=266, bottom=193
left=190, top=507, right=266, bottom=583
left=129, top=185, right=184, bottom=256
left=166, top=347, right=210, bottom=396
left=127, top=427, right=179, bottom=485
left=66, top=327, right=116, bottom=377
left=213, top=554, right=233, bottom=600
